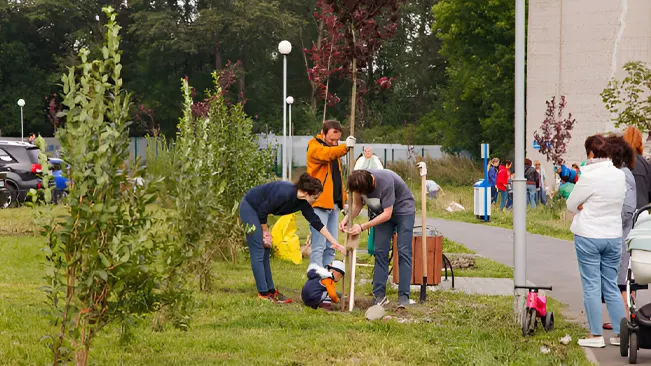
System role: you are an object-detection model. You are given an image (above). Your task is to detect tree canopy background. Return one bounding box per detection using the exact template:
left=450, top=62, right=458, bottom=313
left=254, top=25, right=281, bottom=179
left=0, top=0, right=516, bottom=158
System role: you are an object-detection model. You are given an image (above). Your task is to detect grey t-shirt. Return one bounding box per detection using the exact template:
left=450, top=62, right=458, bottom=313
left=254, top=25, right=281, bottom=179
left=361, top=169, right=415, bottom=216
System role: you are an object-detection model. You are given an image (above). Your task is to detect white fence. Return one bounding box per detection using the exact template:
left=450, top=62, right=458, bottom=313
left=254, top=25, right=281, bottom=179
left=258, top=134, right=444, bottom=168
left=0, top=135, right=444, bottom=168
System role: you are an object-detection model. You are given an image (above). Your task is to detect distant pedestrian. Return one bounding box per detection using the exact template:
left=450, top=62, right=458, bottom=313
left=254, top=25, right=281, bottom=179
left=488, top=158, right=499, bottom=204
left=556, top=175, right=574, bottom=200
left=524, top=159, right=539, bottom=208
left=623, top=126, right=651, bottom=209
left=555, top=164, right=579, bottom=184
left=534, top=160, right=547, bottom=205
left=425, top=179, right=443, bottom=199
left=496, top=160, right=512, bottom=212
left=354, top=146, right=384, bottom=170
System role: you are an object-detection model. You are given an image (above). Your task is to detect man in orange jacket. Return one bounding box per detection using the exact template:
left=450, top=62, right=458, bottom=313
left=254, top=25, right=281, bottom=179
left=306, top=120, right=356, bottom=267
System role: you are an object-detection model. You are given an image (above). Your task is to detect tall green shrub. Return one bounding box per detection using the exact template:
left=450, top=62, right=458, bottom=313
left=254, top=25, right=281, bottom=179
left=42, top=8, right=174, bottom=365
left=173, top=73, right=273, bottom=291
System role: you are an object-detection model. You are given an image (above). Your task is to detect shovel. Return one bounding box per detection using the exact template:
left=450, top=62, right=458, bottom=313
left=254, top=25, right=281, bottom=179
left=417, top=162, right=428, bottom=303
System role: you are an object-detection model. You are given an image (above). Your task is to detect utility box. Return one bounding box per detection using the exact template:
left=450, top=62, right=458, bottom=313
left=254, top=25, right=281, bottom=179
left=473, top=179, right=491, bottom=221
left=392, top=227, right=443, bottom=286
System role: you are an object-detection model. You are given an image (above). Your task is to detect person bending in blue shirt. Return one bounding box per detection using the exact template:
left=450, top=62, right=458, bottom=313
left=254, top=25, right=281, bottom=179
left=239, top=173, right=346, bottom=303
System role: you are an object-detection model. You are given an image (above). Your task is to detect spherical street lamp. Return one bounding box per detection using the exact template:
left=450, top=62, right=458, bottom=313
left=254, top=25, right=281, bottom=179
left=17, top=99, right=25, bottom=142
left=278, top=40, right=292, bottom=55
left=278, top=40, right=292, bottom=180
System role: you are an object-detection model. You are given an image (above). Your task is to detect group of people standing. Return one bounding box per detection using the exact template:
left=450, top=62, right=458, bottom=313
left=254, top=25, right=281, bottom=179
left=567, top=127, right=651, bottom=348
left=487, top=156, right=584, bottom=211
left=239, top=120, right=417, bottom=308
left=488, top=157, right=549, bottom=211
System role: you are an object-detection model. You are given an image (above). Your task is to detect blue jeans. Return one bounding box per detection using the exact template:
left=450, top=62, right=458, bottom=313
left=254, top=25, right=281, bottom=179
left=537, top=190, right=547, bottom=205
left=309, top=207, right=339, bottom=267
left=574, top=234, right=625, bottom=336
left=526, top=184, right=537, bottom=208
left=239, top=199, right=274, bottom=293
left=373, top=214, right=415, bottom=300
left=499, top=190, right=508, bottom=211
left=491, top=186, right=498, bottom=203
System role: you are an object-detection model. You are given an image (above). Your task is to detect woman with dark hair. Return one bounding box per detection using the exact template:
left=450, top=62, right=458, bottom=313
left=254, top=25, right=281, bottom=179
left=623, top=126, right=651, bottom=209
left=340, top=169, right=415, bottom=308
left=603, top=135, right=637, bottom=331
left=567, top=134, right=626, bottom=348
left=239, top=173, right=346, bottom=303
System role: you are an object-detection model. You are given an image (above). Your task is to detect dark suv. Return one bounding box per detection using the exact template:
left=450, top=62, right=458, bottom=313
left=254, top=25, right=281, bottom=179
left=0, top=141, right=43, bottom=207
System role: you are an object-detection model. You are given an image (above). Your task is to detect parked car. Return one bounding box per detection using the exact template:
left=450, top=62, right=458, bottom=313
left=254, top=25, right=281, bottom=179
left=0, top=141, right=43, bottom=207
left=0, top=172, right=9, bottom=209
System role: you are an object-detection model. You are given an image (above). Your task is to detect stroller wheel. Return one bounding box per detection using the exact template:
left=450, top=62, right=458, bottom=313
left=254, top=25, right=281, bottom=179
left=620, top=317, right=629, bottom=358
left=543, top=311, right=554, bottom=332
left=629, top=332, right=638, bottom=364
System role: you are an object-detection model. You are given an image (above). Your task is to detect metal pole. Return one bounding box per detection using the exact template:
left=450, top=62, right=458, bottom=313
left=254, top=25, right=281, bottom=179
left=513, top=0, right=527, bottom=319
left=282, top=55, right=288, bottom=181
left=483, top=145, right=488, bottom=222
left=20, top=107, right=24, bottom=142
left=288, top=103, right=292, bottom=181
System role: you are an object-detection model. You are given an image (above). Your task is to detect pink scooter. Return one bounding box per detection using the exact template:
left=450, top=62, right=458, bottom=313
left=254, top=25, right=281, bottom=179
left=515, top=285, right=555, bottom=336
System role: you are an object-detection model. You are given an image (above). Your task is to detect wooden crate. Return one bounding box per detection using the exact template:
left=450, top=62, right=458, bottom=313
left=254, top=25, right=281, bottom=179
left=392, top=233, right=443, bottom=285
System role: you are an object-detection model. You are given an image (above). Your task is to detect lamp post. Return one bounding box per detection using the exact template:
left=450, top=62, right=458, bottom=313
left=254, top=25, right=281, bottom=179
left=278, top=40, right=292, bottom=180
left=286, top=96, right=294, bottom=181
left=513, top=0, right=527, bottom=319
left=17, top=99, right=25, bottom=142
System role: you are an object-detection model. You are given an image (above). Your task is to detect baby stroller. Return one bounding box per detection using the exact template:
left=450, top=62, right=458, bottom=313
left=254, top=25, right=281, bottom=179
left=621, top=204, right=651, bottom=363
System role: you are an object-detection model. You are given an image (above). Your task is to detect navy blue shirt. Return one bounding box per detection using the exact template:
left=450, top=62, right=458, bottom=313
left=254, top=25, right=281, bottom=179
left=243, top=181, right=324, bottom=231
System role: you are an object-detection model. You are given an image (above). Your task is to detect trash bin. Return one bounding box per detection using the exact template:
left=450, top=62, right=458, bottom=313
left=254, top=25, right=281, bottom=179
left=392, top=227, right=443, bottom=286
left=474, top=179, right=491, bottom=221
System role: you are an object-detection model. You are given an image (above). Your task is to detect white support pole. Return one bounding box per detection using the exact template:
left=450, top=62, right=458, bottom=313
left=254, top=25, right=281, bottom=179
left=282, top=54, right=288, bottom=181
left=513, top=0, right=527, bottom=320
left=20, top=107, right=24, bottom=142
left=288, top=103, right=292, bottom=181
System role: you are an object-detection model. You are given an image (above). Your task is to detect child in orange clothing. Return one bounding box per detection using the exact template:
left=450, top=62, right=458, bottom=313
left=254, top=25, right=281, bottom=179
left=301, top=261, right=345, bottom=309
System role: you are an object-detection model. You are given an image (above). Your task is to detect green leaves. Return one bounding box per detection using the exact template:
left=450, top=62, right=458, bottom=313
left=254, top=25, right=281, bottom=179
left=431, top=0, right=516, bottom=158
left=43, top=7, right=177, bottom=365
left=602, top=61, right=651, bottom=135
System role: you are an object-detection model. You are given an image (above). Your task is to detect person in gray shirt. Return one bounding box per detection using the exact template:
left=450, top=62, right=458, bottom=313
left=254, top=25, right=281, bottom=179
left=340, top=169, right=415, bottom=307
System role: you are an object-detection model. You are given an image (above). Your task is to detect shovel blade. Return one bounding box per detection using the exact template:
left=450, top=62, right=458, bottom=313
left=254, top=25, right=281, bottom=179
left=420, top=277, right=427, bottom=303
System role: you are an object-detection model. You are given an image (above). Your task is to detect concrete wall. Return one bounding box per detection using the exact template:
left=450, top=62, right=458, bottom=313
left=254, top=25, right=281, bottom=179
left=527, top=0, right=651, bottom=181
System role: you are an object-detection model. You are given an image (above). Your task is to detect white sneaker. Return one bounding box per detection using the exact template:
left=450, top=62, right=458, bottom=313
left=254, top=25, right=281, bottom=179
left=578, top=337, right=606, bottom=348
left=610, top=337, right=620, bottom=346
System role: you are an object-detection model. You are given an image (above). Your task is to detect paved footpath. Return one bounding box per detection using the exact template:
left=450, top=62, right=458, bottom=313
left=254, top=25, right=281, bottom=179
left=429, top=218, right=651, bottom=366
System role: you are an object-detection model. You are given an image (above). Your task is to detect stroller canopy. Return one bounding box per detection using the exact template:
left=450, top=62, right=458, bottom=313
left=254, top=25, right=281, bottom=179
left=627, top=213, right=651, bottom=252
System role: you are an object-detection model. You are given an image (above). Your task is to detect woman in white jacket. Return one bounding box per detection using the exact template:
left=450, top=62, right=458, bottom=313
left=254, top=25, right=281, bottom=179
left=567, top=134, right=626, bottom=348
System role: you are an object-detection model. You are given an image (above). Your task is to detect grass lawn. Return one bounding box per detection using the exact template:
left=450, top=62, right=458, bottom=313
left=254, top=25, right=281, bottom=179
left=422, top=186, right=574, bottom=242
left=0, top=207, right=588, bottom=365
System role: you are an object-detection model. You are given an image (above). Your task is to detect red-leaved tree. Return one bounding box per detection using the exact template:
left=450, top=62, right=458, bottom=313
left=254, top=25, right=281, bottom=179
left=305, top=0, right=403, bottom=125
left=306, top=0, right=404, bottom=309
left=190, top=60, right=245, bottom=118
left=533, top=96, right=577, bottom=165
